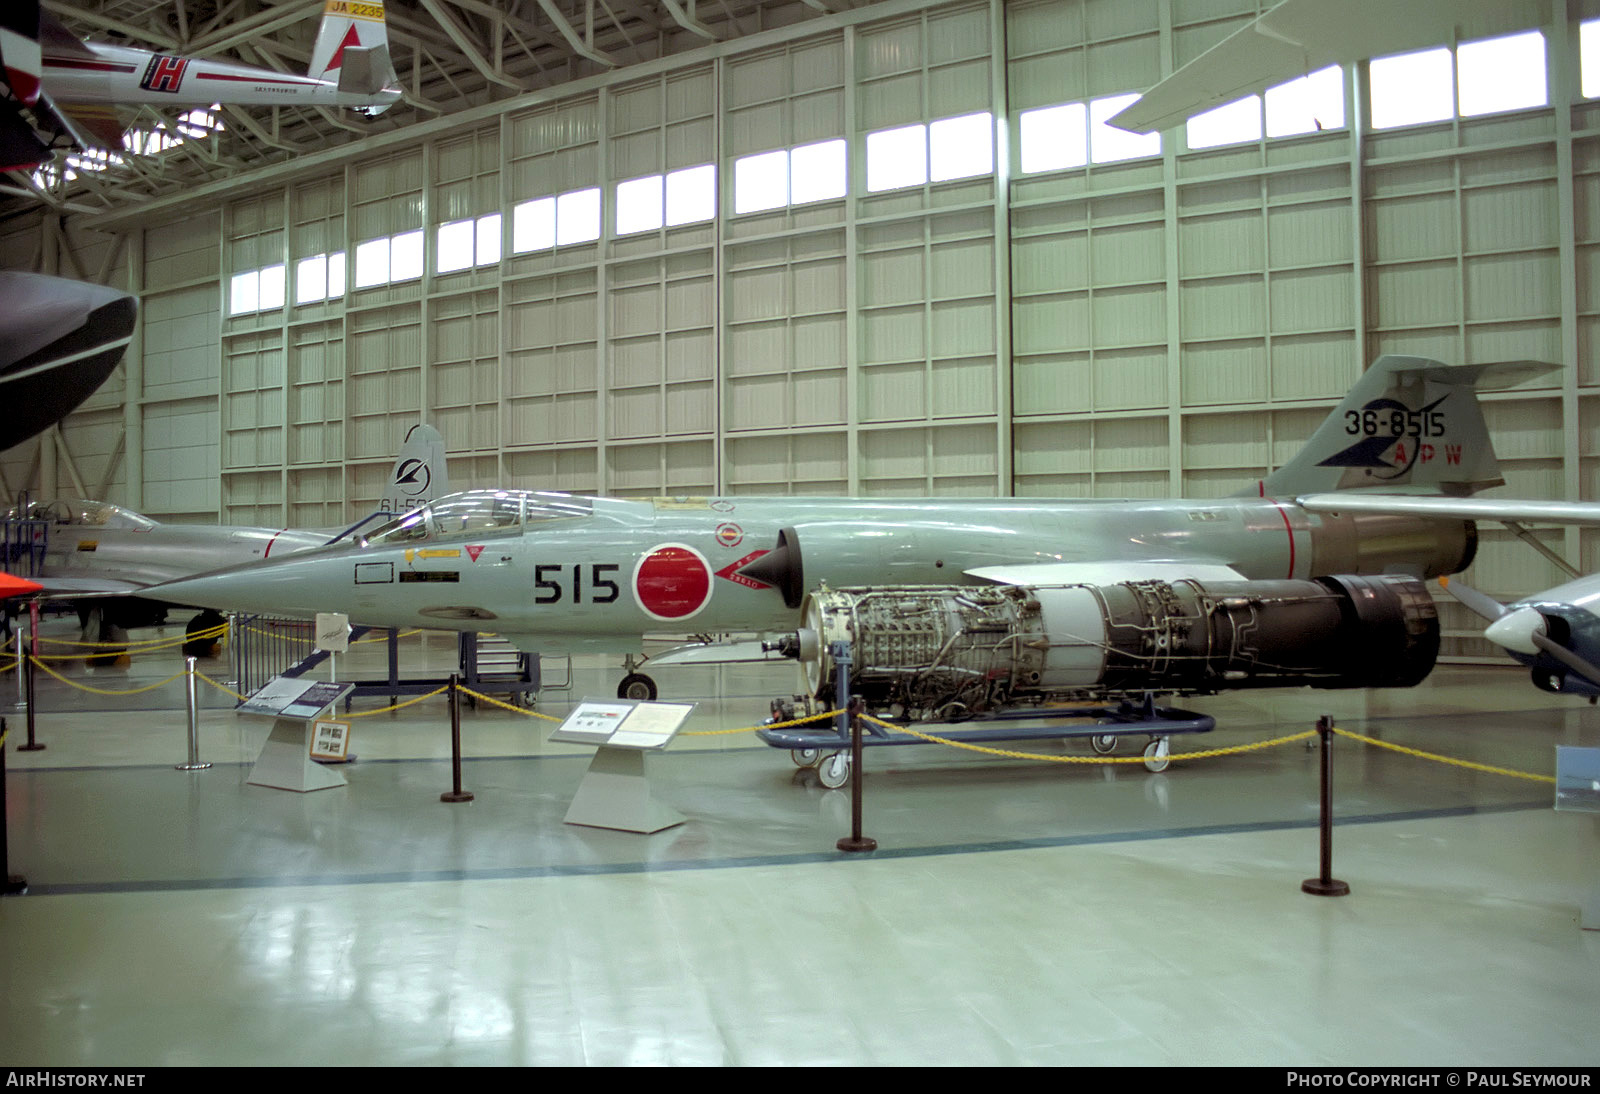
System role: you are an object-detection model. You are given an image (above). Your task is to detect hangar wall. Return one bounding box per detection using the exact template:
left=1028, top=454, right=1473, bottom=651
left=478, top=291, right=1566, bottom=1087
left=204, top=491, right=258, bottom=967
left=6, top=0, right=1600, bottom=660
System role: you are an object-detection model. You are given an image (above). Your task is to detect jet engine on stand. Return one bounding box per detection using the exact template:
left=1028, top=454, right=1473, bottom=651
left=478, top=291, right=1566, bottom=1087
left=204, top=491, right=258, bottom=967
left=787, top=574, right=1439, bottom=721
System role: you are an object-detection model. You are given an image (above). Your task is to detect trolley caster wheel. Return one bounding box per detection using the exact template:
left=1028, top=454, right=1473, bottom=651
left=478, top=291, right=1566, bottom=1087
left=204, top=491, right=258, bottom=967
left=818, top=751, right=851, bottom=789
left=1143, top=738, right=1171, bottom=774
left=791, top=747, right=822, bottom=769
left=1090, top=733, right=1118, bottom=755
left=617, top=672, right=657, bottom=701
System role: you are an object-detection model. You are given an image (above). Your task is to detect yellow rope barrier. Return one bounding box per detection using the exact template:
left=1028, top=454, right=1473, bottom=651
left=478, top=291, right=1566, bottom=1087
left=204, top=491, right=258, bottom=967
left=26, top=654, right=187, bottom=696
left=682, top=709, right=847, bottom=736
left=456, top=686, right=561, bottom=721
left=8, top=655, right=1561, bottom=788
left=191, top=671, right=249, bottom=703
left=341, top=685, right=452, bottom=717
left=32, top=623, right=227, bottom=652
left=1331, top=727, right=1555, bottom=785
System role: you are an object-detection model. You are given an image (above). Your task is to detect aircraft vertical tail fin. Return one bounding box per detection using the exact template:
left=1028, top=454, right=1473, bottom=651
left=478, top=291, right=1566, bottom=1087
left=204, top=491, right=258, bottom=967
left=307, top=0, right=398, bottom=112
left=381, top=424, right=449, bottom=515
left=0, top=0, right=41, bottom=107
left=1243, top=356, right=1560, bottom=498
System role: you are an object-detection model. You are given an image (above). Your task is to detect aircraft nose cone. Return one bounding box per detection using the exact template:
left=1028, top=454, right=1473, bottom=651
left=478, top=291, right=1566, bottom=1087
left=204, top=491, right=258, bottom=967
left=1484, top=605, right=1546, bottom=655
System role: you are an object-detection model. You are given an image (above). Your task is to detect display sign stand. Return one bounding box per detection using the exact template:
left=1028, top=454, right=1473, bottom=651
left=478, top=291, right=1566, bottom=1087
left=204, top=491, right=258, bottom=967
left=550, top=698, right=696, bottom=833
left=238, top=677, right=357, bottom=793
left=1555, top=746, right=1600, bottom=930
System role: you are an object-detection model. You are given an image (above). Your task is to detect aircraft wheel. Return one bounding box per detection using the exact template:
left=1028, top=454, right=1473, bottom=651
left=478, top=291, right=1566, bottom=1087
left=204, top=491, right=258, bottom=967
left=1090, top=733, right=1118, bottom=755
left=617, top=672, right=657, bottom=701
left=1142, top=738, right=1171, bottom=774
left=791, top=747, right=822, bottom=769
left=818, top=751, right=851, bottom=789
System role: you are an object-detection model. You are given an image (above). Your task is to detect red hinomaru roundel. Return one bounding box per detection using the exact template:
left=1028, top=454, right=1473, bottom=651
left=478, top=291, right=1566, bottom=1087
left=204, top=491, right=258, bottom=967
left=632, top=543, right=713, bottom=621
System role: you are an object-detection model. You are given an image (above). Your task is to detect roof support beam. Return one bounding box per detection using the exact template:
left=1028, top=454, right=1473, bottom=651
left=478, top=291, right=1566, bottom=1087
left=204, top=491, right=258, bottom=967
left=659, top=0, right=719, bottom=40
left=419, top=0, right=529, bottom=90
left=533, top=0, right=618, bottom=67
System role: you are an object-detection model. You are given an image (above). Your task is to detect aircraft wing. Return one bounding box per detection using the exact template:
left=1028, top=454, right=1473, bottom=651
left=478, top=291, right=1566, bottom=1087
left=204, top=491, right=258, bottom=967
left=26, top=576, right=148, bottom=596
left=644, top=638, right=792, bottom=668
left=1109, top=0, right=1549, bottom=134
left=1297, top=494, right=1600, bottom=526
left=964, top=561, right=1247, bottom=585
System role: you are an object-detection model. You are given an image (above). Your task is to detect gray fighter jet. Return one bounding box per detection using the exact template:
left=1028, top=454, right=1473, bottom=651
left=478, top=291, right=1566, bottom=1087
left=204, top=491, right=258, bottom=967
left=5, top=423, right=448, bottom=645
left=147, top=357, right=1537, bottom=700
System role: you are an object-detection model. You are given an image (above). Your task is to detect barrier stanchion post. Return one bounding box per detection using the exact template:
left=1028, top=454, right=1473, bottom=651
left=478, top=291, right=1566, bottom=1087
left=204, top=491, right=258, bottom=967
left=2, top=718, right=25, bottom=895
left=837, top=696, right=876, bottom=853
left=12, top=629, right=23, bottom=710
left=176, top=656, right=211, bottom=772
left=1302, top=714, right=1349, bottom=897
left=19, top=619, right=41, bottom=752
left=441, top=673, right=474, bottom=803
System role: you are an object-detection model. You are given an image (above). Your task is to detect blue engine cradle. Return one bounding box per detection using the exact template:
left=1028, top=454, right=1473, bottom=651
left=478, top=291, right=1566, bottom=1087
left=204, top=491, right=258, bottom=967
left=756, top=695, right=1214, bottom=755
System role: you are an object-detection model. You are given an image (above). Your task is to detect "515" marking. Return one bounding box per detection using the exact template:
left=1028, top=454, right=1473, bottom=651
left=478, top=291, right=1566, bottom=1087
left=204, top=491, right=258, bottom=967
left=533, top=563, right=620, bottom=604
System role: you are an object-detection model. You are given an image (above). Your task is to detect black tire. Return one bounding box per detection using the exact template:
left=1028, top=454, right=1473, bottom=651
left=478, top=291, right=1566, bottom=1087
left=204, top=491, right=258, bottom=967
left=617, top=672, right=657, bottom=701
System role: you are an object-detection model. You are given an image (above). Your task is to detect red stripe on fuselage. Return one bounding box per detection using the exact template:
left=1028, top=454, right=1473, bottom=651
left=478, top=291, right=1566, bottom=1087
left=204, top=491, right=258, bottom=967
left=1271, top=501, right=1296, bottom=579
left=44, top=57, right=137, bottom=73
left=264, top=531, right=285, bottom=558
left=195, top=72, right=318, bottom=86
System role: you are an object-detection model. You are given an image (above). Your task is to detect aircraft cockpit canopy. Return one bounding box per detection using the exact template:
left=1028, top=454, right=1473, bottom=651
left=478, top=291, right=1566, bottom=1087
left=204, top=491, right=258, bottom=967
left=9, top=499, right=157, bottom=531
left=362, top=490, right=593, bottom=546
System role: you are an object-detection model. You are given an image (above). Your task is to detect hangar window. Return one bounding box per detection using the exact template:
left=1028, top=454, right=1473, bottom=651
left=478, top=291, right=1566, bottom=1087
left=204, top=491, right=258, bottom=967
left=351, top=230, right=425, bottom=288
left=228, top=270, right=259, bottom=315
left=1369, top=47, right=1455, bottom=129
left=228, top=265, right=284, bottom=316
left=555, top=188, right=601, bottom=246
left=1019, top=95, right=1163, bottom=173
left=1089, top=94, right=1162, bottom=163
left=866, top=114, right=993, bottom=193
left=512, top=197, right=555, bottom=251
left=734, top=142, right=846, bottom=214
left=1456, top=30, right=1546, bottom=117
left=1265, top=65, right=1345, bottom=137
left=616, top=175, right=665, bottom=234
left=1371, top=32, right=1546, bottom=129
left=390, top=230, right=424, bottom=281
left=866, top=124, right=928, bottom=191
left=436, top=214, right=501, bottom=274
left=930, top=112, right=994, bottom=182
left=734, top=149, right=789, bottom=213
left=1584, top=19, right=1600, bottom=98
left=665, top=164, right=717, bottom=226
left=789, top=140, right=847, bottom=204
left=354, top=237, right=390, bottom=288
left=1186, top=96, right=1262, bottom=150
left=618, top=166, right=716, bottom=233
left=511, top=188, right=601, bottom=251
left=295, top=253, right=345, bottom=305
left=1019, top=103, right=1088, bottom=173
left=1184, top=66, right=1346, bottom=150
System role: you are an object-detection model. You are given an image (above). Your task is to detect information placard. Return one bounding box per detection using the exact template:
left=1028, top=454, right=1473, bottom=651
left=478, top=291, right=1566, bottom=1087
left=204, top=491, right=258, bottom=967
left=549, top=698, right=696, bottom=750
left=237, top=677, right=353, bottom=720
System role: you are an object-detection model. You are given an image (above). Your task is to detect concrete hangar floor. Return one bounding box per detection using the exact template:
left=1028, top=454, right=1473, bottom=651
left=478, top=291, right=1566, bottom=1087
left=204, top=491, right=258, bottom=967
left=0, top=621, right=1596, bottom=1068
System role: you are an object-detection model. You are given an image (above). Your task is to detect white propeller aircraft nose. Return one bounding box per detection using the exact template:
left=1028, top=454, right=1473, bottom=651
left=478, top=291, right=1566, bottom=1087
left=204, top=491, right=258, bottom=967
left=1484, top=605, right=1547, bottom=655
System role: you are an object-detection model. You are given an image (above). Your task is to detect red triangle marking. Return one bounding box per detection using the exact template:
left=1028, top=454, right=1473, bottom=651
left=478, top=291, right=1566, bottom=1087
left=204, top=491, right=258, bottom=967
left=326, top=25, right=361, bottom=71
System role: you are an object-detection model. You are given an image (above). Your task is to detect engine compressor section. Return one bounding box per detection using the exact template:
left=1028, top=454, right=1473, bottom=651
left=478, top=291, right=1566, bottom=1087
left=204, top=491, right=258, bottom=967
left=795, top=574, right=1439, bottom=720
